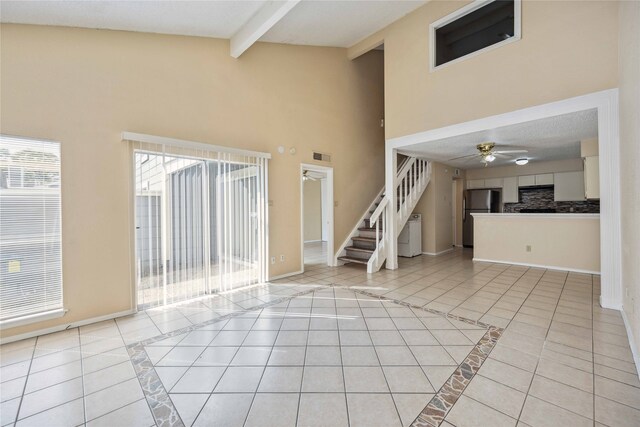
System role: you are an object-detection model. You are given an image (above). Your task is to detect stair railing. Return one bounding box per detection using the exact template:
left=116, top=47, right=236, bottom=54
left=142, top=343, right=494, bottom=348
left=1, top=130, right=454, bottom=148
left=366, top=196, right=389, bottom=273
left=367, top=157, right=431, bottom=273
left=396, top=158, right=430, bottom=231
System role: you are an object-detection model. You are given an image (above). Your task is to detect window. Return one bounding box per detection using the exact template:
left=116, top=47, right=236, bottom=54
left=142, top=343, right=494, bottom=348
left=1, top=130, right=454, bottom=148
left=431, top=0, right=521, bottom=70
left=0, top=135, right=63, bottom=326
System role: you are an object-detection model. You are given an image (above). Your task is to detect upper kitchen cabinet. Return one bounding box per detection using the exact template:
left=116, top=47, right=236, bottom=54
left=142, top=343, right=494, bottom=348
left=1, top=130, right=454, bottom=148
left=518, top=174, right=553, bottom=187
left=467, top=179, right=484, bottom=189
left=581, top=139, right=600, bottom=200
left=502, top=177, right=519, bottom=203
left=584, top=156, right=600, bottom=199
left=554, top=171, right=585, bottom=201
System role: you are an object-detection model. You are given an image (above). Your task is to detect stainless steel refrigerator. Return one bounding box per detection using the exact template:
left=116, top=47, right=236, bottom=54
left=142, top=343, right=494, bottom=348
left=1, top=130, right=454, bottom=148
left=463, top=189, right=501, bottom=247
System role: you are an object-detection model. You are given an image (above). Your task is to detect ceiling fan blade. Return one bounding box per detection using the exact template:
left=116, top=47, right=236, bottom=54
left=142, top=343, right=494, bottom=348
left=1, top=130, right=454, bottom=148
left=448, top=153, right=478, bottom=161
left=494, top=150, right=528, bottom=154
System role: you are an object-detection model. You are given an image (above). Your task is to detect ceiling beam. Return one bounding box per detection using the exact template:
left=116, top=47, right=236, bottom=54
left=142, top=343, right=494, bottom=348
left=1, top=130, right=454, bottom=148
left=230, top=0, right=301, bottom=58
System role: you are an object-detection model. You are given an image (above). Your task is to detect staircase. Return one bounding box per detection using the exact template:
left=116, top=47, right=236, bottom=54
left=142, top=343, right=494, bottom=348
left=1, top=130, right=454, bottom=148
left=337, top=157, right=431, bottom=273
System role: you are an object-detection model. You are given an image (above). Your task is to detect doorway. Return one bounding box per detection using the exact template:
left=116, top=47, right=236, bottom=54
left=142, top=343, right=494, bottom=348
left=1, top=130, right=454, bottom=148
left=300, top=164, right=334, bottom=271
left=134, top=150, right=268, bottom=309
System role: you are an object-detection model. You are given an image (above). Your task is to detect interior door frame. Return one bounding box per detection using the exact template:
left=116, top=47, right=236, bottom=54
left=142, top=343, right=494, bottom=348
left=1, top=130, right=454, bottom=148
left=300, top=163, right=335, bottom=272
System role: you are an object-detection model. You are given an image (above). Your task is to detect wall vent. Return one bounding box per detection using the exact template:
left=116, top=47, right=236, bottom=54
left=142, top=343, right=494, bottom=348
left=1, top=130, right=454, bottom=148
left=313, top=152, right=332, bottom=162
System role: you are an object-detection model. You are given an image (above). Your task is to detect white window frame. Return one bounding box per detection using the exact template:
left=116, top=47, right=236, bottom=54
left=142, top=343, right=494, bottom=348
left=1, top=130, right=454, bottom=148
left=430, top=0, right=522, bottom=72
left=0, top=134, right=66, bottom=329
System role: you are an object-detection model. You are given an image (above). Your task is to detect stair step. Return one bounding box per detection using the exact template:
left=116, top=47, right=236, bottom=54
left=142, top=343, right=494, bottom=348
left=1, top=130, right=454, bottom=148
left=338, top=256, right=369, bottom=265
left=346, top=245, right=374, bottom=254
left=352, top=236, right=376, bottom=242
left=358, top=227, right=382, bottom=232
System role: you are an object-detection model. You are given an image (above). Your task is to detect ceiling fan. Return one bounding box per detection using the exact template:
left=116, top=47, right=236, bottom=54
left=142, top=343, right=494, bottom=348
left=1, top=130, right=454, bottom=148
left=449, top=142, right=528, bottom=167
left=302, top=170, right=317, bottom=181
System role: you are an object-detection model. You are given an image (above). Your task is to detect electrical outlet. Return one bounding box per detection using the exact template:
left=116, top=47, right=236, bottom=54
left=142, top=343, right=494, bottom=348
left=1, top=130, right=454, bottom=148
left=280, top=255, right=285, bottom=262
left=526, top=245, right=532, bottom=252
left=271, top=257, right=276, bottom=264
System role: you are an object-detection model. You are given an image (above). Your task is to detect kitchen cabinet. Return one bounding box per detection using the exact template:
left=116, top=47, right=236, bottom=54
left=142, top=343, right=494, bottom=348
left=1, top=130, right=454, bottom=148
left=584, top=156, right=600, bottom=199
left=484, top=178, right=503, bottom=188
left=535, top=173, right=554, bottom=186
left=554, top=171, right=585, bottom=201
left=503, top=177, right=519, bottom=203
left=518, top=175, right=535, bottom=187
left=467, top=179, right=484, bottom=189
left=518, top=174, right=553, bottom=187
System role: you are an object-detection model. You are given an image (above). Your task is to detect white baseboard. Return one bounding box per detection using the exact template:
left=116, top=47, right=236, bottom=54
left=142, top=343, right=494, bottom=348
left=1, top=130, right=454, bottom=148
left=620, top=308, right=640, bottom=379
left=472, top=257, right=600, bottom=275
left=303, top=240, right=323, bottom=243
left=269, top=270, right=304, bottom=281
left=0, top=308, right=136, bottom=345
left=422, top=248, right=454, bottom=256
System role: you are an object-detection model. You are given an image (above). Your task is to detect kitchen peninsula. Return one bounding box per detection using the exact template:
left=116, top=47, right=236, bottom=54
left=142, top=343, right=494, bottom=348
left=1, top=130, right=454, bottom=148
left=472, top=213, right=600, bottom=273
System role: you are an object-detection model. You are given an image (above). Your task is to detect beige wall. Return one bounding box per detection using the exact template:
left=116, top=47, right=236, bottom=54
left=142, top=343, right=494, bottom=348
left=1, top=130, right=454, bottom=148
left=303, top=179, right=322, bottom=242
left=349, top=0, right=618, bottom=139
left=473, top=214, right=600, bottom=272
left=0, top=24, right=385, bottom=339
left=412, top=162, right=454, bottom=254
left=465, top=158, right=584, bottom=180
left=618, top=0, right=640, bottom=364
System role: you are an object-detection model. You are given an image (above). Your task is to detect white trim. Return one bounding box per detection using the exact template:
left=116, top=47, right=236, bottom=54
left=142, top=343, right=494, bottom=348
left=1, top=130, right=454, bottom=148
left=230, top=0, right=301, bottom=58
left=422, top=248, right=455, bottom=256
left=386, top=89, right=621, bottom=309
left=430, top=0, right=522, bottom=72
left=471, top=213, right=600, bottom=219
left=304, top=240, right=323, bottom=243
left=0, top=308, right=67, bottom=330
left=621, top=309, right=640, bottom=379
left=0, top=309, right=135, bottom=345
left=300, top=163, right=335, bottom=272
left=473, top=257, right=600, bottom=275
left=268, top=270, right=304, bottom=281
left=122, top=132, right=271, bottom=159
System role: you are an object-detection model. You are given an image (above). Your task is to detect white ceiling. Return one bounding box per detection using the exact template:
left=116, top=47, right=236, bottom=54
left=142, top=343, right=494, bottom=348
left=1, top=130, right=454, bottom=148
left=0, top=0, right=426, bottom=48
left=400, top=109, right=599, bottom=169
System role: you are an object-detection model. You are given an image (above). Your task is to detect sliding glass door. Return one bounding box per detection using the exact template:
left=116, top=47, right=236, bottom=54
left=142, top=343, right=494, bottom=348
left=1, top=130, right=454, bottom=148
left=134, top=150, right=267, bottom=309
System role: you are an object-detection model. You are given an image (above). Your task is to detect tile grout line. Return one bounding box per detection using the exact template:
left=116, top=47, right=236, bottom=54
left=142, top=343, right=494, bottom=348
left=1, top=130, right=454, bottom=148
left=374, top=290, right=427, bottom=426
left=240, top=298, right=290, bottom=427
left=11, top=335, right=38, bottom=425
left=514, top=270, right=569, bottom=424
left=334, top=287, right=352, bottom=427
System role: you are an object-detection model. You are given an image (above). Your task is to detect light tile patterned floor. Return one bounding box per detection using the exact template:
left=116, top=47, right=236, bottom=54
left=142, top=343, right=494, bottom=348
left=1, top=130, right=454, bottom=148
left=1, top=249, right=639, bottom=427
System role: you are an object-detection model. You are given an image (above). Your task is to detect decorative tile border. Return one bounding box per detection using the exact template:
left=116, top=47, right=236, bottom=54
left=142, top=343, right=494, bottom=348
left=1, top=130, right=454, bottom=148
left=338, top=286, right=504, bottom=427
left=127, top=286, right=321, bottom=427
left=127, top=283, right=504, bottom=427
left=411, top=327, right=502, bottom=427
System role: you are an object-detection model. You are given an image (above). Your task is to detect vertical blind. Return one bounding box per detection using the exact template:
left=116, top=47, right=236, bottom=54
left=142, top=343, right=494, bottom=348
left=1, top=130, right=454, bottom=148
left=0, top=135, right=63, bottom=322
left=129, top=137, right=268, bottom=309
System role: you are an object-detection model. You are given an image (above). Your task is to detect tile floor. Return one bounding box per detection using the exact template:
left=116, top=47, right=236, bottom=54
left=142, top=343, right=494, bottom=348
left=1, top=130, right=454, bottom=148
left=1, top=249, right=638, bottom=427
left=304, top=241, right=328, bottom=267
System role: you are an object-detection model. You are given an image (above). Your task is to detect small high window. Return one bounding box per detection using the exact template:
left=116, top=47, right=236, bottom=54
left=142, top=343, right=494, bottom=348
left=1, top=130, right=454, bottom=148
left=431, top=0, right=521, bottom=70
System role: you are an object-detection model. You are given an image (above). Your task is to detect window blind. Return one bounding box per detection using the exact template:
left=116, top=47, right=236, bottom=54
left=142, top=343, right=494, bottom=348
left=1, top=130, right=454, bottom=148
left=0, top=135, right=63, bottom=322
left=127, top=135, right=269, bottom=309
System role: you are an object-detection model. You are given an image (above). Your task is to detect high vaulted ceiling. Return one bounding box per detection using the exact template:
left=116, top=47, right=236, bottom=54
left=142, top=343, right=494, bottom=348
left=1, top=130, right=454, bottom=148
left=399, top=109, right=599, bottom=169
left=0, top=0, right=426, bottom=54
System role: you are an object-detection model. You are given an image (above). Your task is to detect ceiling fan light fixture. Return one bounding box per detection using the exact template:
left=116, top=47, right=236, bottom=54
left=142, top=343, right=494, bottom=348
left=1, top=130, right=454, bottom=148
left=515, top=158, right=529, bottom=165
left=484, top=154, right=496, bottom=162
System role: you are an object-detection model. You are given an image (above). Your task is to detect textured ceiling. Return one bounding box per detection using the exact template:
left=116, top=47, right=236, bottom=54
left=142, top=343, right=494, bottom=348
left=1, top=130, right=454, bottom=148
left=0, top=0, right=426, bottom=48
left=261, top=1, right=424, bottom=47
left=400, top=109, right=599, bottom=169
